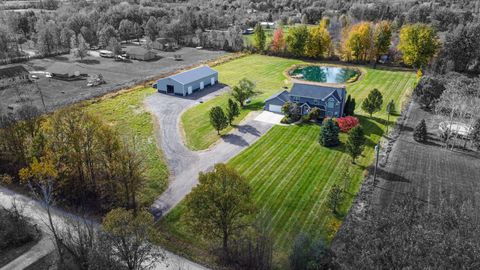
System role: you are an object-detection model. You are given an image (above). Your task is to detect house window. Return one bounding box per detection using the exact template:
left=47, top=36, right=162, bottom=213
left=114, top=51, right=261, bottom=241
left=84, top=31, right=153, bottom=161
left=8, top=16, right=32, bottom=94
left=327, top=98, right=335, bottom=109
left=314, top=99, right=320, bottom=105
left=292, top=96, right=300, bottom=102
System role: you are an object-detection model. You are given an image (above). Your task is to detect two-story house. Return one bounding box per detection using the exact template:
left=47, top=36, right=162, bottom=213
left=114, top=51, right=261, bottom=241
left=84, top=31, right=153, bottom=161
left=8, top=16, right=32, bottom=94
left=264, top=83, right=347, bottom=118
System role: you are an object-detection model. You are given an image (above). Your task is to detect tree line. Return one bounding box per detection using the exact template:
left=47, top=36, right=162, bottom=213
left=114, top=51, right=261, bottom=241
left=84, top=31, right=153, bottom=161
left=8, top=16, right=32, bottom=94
left=2, top=0, right=479, bottom=67
left=0, top=105, right=146, bottom=214
left=251, top=18, right=440, bottom=70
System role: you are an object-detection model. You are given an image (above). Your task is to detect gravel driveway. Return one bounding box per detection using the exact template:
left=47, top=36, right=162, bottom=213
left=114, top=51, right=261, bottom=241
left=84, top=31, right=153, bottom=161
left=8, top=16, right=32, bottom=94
left=144, top=86, right=274, bottom=218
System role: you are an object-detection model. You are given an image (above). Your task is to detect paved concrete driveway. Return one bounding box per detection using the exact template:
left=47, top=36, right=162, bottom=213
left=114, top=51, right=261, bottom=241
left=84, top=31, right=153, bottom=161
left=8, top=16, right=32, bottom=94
left=255, top=111, right=285, bottom=125
left=144, top=86, right=274, bottom=218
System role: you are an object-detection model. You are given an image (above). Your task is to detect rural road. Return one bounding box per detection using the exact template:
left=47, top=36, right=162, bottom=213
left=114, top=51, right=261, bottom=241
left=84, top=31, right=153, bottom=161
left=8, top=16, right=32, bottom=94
left=0, top=186, right=209, bottom=270
left=145, top=85, right=274, bottom=218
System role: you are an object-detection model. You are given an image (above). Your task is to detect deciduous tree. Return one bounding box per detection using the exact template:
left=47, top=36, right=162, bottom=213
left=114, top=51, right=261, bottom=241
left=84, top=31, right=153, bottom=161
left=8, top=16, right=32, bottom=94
left=341, top=22, right=373, bottom=62
left=102, top=208, right=164, bottom=270
left=289, top=233, right=334, bottom=270
left=346, top=126, right=365, bottom=163
left=118, top=19, right=134, bottom=43
left=398, top=23, right=439, bottom=69
left=271, top=27, right=285, bottom=54
left=231, top=78, right=257, bottom=107
left=226, top=98, right=240, bottom=125
left=327, top=184, right=344, bottom=215
left=286, top=25, right=309, bottom=57
left=144, top=17, right=158, bottom=41
left=73, top=34, right=88, bottom=60
left=209, top=106, right=228, bottom=135
left=107, top=37, right=121, bottom=56
left=372, top=21, right=392, bottom=62
left=186, top=163, right=255, bottom=258
left=361, top=89, right=383, bottom=117
left=253, top=23, right=266, bottom=52
left=305, top=22, right=332, bottom=58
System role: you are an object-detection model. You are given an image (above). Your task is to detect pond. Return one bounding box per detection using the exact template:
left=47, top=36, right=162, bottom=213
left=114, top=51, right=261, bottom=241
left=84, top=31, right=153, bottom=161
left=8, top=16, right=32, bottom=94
left=290, top=66, right=359, bottom=84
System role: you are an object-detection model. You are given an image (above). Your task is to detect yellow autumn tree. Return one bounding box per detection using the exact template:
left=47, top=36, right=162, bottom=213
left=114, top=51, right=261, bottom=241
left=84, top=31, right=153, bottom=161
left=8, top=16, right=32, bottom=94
left=305, top=20, right=332, bottom=58
left=341, top=22, right=374, bottom=62
left=398, top=23, right=439, bottom=69
left=372, top=21, right=392, bottom=62
left=19, top=153, right=58, bottom=187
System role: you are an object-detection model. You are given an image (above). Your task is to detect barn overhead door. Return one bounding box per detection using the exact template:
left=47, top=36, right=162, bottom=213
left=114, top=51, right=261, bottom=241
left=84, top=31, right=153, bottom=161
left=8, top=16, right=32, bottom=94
left=269, top=104, right=282, bottom=113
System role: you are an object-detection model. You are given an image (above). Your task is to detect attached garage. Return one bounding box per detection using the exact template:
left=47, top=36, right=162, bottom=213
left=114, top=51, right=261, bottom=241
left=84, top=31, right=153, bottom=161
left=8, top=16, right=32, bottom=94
left=268, top=104, right=283, bottom=113
left=264, top=90, right=290, bottom=114
left=155, top=65, right=218, bottom=96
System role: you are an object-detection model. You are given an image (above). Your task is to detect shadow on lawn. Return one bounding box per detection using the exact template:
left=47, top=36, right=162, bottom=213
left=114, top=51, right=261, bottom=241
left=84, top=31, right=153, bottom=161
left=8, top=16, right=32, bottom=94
left=243, top=100, right=265, bottom=111
left=377, top=168, right=411, bottom=183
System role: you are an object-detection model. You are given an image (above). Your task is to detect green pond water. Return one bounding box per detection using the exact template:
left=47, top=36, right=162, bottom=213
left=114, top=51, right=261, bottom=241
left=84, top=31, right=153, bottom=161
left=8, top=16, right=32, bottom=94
left=290, top=66, right=358, bottom=83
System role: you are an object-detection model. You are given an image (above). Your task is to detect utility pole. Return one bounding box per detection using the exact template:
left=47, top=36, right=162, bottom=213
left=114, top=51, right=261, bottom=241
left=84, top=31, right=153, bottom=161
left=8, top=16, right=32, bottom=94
left=373, top=144, right=380, bottom=186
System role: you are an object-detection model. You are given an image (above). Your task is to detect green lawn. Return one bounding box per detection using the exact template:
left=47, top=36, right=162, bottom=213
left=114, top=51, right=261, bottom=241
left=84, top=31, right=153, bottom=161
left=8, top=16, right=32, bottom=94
left=182, top=55, right=305, bottom=150
left=84, top=87, right=168, bottom=206
left=181, top=54, right=413, bottom=150
left=161, top=56, right=416, bottom=266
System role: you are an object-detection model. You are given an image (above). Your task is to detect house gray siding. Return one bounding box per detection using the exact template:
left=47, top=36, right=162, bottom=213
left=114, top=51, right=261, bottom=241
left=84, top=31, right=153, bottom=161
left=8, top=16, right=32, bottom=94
left=290, top=95, right=343, bottom=117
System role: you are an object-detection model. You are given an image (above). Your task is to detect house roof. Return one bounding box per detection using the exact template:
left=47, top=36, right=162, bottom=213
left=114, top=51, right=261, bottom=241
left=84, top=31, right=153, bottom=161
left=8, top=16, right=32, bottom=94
left=265, top=90, right=290, bottom=103
left=125, top=46, right=154, bottom=56
left=169, top=66, right=218, bottom=85
left=290, top=83, right=345, bottom=102
left=0, top=66, right=29, bottom=80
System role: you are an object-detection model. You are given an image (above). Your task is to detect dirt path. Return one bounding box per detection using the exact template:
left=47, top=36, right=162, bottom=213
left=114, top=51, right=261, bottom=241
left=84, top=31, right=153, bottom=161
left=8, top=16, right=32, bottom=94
left=145, top=87, right=274, bottom=218
left=0, top=187, right=210, bottom=270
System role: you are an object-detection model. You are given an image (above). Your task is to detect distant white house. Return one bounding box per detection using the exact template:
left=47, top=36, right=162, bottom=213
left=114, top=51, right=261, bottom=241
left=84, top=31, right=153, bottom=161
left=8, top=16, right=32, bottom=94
left=260, top=22, right=276, bottom=28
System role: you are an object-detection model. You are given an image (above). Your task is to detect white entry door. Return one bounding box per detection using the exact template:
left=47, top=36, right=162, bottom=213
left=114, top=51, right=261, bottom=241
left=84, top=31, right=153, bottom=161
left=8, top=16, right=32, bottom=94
left=188, top=86, right=192, bottom=95
left=200, top=81, right=204, bottom=89
left=211, top=77, right=215, bottom=85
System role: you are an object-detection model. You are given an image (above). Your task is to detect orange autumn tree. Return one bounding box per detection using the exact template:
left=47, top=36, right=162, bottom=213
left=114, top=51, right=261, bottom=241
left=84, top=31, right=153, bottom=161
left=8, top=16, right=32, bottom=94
left=271, top=27, right=286, bottom=54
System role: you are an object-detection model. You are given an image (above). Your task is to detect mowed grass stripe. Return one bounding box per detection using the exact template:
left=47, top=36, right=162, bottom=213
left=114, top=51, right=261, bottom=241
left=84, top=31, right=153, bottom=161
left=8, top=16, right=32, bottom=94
left=162, top=55, right=415, bottom=262
left=279, top=148, right=347, bottom=244
left=244, top=126, right=307, bottom=183
left=251, top=126, right=314, bottom=199
left=260, top=127, right=321, bottom=218
left=233, top=127, right=296, bottom=180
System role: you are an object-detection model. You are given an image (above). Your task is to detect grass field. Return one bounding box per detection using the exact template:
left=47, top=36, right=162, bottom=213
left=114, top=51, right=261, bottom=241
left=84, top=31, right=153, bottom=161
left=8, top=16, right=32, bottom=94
left=182, top=54, right=414, bottom=150
left=182, top=55, right=304, bottom=150
left=161, top=55, right=416, bottom=266
left=85, top=87, right=169, bottom=206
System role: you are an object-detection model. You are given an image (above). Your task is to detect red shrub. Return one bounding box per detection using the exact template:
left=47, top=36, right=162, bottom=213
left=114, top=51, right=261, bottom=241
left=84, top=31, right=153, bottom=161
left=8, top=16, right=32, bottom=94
left=336, top=116, right=359, bottom=132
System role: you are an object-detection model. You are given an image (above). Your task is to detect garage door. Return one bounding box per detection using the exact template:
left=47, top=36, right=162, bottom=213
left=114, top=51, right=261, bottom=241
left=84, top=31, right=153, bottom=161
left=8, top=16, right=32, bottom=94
left=269, top=104, right=282, bottom=113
